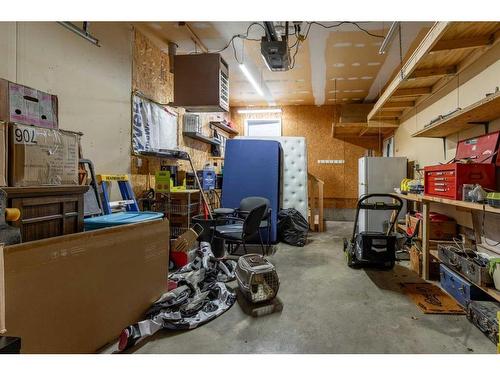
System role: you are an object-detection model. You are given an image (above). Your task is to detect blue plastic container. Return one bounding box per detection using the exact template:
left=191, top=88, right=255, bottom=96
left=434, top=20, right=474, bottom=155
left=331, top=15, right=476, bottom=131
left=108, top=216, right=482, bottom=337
left=84, top=211, right=164, bottom=231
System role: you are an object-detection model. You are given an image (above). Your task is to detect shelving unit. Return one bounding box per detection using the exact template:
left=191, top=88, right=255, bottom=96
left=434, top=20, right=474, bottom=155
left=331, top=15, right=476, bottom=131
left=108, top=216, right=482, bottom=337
left=209, top=121, right=239, bottom=136
left=183, top=131, right=221, bottom=146
left=395, top=192, right=500, bottom=302
left=368, top=22, right=500, bottom=128
left=412, top=90, right=500, bottom=138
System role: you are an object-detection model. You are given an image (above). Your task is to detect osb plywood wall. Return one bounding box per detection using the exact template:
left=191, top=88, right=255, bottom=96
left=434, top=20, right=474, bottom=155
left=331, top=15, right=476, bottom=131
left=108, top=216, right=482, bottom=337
left=230, top=105, right=381, bottom=209
left=131, top=28, right=226, bottom=195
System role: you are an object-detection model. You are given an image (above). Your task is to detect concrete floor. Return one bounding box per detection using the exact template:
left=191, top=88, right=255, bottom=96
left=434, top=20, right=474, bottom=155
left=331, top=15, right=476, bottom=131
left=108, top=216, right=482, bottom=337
left=114, top=221, right=496, bottom=354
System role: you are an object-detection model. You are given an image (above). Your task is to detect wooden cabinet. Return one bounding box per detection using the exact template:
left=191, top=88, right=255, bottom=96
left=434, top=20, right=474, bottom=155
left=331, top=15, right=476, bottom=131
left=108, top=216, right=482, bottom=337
left=3, top=185, right=88, bottom=242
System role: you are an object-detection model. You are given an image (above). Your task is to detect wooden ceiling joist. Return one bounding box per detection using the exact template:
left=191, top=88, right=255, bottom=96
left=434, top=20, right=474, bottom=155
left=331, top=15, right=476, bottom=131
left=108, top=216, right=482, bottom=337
left=409, top=65, right=457, bottom=79
left=383, top=101, right=415, bottom=109
left=393, top=87, right=432, bottom=97
left=368, top=21, right=500, bottom=126
left=430, top=36, right=494, bottom=52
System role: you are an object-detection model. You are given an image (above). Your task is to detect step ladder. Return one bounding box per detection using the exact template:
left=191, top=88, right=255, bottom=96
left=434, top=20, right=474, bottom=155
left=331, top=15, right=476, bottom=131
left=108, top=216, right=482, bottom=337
left=97, top=174, right=139, bottom=215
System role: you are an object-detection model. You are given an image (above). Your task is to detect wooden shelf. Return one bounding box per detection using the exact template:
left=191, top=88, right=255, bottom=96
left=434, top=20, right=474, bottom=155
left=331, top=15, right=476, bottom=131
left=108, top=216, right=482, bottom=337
left=395, top=193, right=500, bottom=213
left=394, top=192, right=423, bottom=202
left=412, top=91, right=500, bottom=138
left=183, top=132, right=221, bottom=146
left=479, top=285, right=500, bottom=303
left=209, top=121, right=239, bottom=135
left=368, top=22, right=500, bottom=125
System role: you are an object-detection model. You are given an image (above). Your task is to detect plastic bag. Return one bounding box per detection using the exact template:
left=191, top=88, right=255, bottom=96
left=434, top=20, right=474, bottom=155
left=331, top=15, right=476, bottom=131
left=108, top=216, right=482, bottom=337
left=277, top=208, right=309, bottom=247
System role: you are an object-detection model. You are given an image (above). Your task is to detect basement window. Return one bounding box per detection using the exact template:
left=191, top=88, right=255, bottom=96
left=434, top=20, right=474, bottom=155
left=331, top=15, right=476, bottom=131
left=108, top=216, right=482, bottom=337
left=244, top=119, right=282, bottom=137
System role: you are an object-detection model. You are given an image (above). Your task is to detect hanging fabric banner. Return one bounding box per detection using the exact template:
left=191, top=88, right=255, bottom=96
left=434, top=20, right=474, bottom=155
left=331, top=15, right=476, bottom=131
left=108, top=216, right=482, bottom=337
left=132, top=93, right=178, bottom=153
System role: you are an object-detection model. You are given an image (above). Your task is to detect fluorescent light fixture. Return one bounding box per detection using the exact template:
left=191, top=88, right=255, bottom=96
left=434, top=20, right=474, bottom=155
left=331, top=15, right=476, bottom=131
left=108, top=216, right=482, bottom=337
left=379, top=22, right=400, bottom=55
left=237, top=108, right=282, bottom=114
left=239, top=64, right=264, bottom=97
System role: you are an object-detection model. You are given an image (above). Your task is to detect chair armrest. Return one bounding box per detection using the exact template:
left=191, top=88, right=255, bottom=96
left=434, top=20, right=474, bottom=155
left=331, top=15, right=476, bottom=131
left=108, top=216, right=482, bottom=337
left=212, top=216, right=245, bottom=231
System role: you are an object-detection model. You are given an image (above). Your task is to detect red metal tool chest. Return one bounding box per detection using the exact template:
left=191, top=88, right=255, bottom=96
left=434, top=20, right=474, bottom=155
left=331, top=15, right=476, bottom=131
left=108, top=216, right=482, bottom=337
left=424, top=132, right=500, bottom=200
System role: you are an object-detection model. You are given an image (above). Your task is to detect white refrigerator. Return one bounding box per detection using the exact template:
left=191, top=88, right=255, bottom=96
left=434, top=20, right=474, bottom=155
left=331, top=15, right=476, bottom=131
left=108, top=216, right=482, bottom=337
left=358, top=157, right=407, bottom=233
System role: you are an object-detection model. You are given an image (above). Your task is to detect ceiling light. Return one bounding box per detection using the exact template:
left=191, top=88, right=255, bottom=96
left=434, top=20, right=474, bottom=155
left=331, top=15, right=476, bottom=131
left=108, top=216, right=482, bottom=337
left=367, top=62, right=381, bottom=66
left=333, top=63, right=345, bottom=68
left=361, top=76, right=373, bottom=80
left=237, top=108, right=282, bottom=114
left=330, top=77, right=344, bottom=81
left=354, top=43, right=365, bottom=48
left=239, top=64, right=264, bottom=97
left=352, top=62, right=361, bottom=67
left=347, top=77, right=358, bottom=81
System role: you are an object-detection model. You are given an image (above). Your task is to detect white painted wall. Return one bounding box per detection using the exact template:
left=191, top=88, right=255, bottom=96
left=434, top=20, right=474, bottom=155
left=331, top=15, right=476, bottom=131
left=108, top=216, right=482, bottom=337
left=0, top=22, right=133, bottom=184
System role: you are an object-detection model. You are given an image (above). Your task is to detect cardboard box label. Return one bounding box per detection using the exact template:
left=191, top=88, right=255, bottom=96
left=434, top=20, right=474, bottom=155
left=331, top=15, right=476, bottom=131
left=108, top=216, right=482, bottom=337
left=12, top=125, right=38, bottom=145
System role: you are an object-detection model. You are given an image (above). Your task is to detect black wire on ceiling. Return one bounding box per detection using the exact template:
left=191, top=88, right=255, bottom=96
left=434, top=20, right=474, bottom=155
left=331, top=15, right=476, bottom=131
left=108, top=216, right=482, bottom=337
left=205, top=21, right=387, bottom=68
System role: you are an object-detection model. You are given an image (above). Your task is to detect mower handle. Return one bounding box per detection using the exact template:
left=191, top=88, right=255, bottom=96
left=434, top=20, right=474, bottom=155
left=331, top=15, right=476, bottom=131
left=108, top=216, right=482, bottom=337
left=351, top=193, right=404, bottom=242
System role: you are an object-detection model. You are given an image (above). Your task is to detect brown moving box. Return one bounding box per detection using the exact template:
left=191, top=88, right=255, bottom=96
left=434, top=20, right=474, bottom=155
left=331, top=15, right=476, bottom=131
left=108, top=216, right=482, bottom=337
left=409, top=245, right=440, bottom=280
left=0, top=121, right=6, bottom=186
left=0, top=219, right=169, bottom=353
left=9, top=123, right=80, bottom=186
left=407, top=214, right=457, bottom=240
left=0, top=79, right=58, bottom=129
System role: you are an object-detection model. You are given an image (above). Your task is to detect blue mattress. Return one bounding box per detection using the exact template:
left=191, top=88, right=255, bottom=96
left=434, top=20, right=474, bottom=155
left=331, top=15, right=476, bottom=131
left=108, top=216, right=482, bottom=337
left=84, top=211, right=164, bottom=231
left=222, top=139, right=281, bottom=243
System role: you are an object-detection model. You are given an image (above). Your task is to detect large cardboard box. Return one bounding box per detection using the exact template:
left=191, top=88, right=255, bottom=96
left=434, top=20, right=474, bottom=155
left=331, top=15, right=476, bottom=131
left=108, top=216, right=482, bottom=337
left=0, top=121, right=6, bottom=186
left=0, top=219, right=169, bottom=353
left=9, top=123, right=80, bottom=186
left=0, top=79, right=58, bottom=129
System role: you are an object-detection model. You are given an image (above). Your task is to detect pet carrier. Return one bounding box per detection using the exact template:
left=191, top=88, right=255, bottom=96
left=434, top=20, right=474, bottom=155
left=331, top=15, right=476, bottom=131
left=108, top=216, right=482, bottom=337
left=235, top=254, right=279, bottom=303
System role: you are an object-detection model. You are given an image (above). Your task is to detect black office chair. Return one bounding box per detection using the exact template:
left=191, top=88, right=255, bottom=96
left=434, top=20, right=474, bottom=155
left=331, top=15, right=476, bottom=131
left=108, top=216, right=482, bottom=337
left=212, top=203, right=268, bottom=255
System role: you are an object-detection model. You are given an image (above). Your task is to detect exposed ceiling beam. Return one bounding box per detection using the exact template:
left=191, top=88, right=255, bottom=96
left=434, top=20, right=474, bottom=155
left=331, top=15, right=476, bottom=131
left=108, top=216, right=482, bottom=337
left=367, top=22, right=451, bottom=121
left=359, top=128, right=370, bottom=136
left=409, top=65, right=457, bottom=79
left=383, top=101, right=415, bottom=109
left=378, top=109, right=403, bottom=116
left=430, top=35, right=493, bottom=53
left=367, top=120, right=399, bottom=128
left=393, top=87, right=432, bottom=97
left=179, top=22, right=208, bottom=53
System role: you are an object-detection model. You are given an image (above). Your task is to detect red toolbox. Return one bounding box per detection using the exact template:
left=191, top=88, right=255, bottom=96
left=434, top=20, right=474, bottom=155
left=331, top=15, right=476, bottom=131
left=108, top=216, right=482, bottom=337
left=424, top=132, right=499, bottom=200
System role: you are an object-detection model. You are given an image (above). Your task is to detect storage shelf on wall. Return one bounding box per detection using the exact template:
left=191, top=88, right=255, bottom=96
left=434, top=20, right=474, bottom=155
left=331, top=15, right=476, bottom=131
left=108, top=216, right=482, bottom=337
left=183, top=131, right=221, bottom=146
left=412, top=90, right=500, bottom=138
left=209, top=121, right=239, bottom=135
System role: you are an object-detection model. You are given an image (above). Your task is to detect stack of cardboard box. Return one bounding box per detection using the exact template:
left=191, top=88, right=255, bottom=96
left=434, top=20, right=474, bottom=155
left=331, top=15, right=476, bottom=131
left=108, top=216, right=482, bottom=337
left=0, top=78, right=80, bottom=187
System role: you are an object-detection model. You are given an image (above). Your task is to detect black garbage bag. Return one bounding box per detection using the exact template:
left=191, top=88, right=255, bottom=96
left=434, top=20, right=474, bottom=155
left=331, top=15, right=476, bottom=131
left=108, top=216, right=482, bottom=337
left=277, top=208, right=309, bottom=247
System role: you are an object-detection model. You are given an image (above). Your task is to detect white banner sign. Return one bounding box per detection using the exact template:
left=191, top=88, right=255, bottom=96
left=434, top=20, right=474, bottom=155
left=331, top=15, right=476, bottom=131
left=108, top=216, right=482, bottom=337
left=132, top=94, right=178, bottom=153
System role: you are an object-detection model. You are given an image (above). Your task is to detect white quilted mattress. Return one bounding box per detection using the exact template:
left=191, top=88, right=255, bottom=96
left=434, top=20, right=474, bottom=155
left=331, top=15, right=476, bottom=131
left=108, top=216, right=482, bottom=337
left=235, top=136, right=308, bottom=221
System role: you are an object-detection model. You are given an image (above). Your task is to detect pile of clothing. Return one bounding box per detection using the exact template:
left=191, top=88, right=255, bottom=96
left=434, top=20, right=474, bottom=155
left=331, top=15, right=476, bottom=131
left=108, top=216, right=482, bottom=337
left=118, top=242, right=237, bottom=351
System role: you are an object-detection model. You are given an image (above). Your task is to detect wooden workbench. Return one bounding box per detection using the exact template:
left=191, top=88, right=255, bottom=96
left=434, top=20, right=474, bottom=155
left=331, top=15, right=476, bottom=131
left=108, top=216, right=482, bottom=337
left=394, top=193, right=500, bottom=302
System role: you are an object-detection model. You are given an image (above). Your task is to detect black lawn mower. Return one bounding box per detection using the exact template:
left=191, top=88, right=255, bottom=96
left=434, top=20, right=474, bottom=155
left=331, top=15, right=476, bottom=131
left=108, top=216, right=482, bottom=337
left=343, top=193, right=403, bottom=269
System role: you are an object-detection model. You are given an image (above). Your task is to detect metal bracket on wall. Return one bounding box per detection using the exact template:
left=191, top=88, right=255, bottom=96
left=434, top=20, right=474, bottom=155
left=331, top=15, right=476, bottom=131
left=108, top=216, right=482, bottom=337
left=57, top=22, right=100, bottom=47
left=441, top=137, right=446, bottom=160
